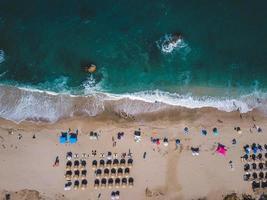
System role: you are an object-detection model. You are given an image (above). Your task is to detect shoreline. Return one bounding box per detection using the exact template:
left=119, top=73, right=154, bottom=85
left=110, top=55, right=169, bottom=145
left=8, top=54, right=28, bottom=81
left=0, top=107, right=266, bottom=199
left=0, top=84, right=266, bottom=124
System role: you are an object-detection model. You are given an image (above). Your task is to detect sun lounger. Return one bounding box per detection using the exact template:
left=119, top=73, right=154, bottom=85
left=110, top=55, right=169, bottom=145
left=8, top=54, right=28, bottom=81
left=111, top=168, right=116, bottom=177
left=74, top=180, right=80, bottom=190
left=94, top=179, right=100, bottom=189
left=101, top=178, right=107, bottom=188
left=108, top=178, right=114, bottom=188
left=115, top=178, right=120, bottom=188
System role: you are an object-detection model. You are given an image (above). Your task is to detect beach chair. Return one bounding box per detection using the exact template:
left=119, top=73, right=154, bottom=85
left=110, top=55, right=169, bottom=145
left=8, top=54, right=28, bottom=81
left=122, top=178, right=127, bottom=188
left=127, top=158, right=133, bottom=168
left=74, top=170, right=80, bottom=179
left=117, top=168, right=123, bottom=177
left=66, top=161, right=72, bottom=170
left=115, top=191, right=120, bottom=200
left=74, top=180, right=80, bottom=190
left=80, top=160, right=86, bottom=170
left=244, top=163, right=250, bottom=172
left=99, top=159, right=105, bottom=168
left=108, top=178, right=114, bottom=188
left=96, top=169, right=102, bottom=178
left=74, top=160, right=79, bottom=170
left=252, top=181, right=260, bottom=191
left=111, top=168, right=116, bottom=178
left=94, top=179, right=100, bottom=189
left=258, top=162, right=264, bottom=170
left=243, top=173, right=250, bottom=181
left=257, top=153, right=263, bottom=161
left=111, top=191, right=116, bottom=200
left=259, top=172, right=264, bottom=179
left=252, top=172, right=258, bottom=180
left=81, top=179, right=88, bottom=190
left=104, top=168, right=110, bottom=177
left=66, top=152, right=72, bottom=160
left=92, top=160, right=97, bottom=169
left=124, top=168, right=130, bottom=177
left=252, top=163, right=257, bottom=170
left=241, top=154, right=249, bottom=162
left=261, top=180, right=267, bottom=188
left=106, top=159, right=112, bottom=168
left=65, top=170, right=72, bottom=181
left=113, top=159, right=119, bottom=168
left=101, top=178, right=107, bottom=188
left=128, top=177, right=134, bottom=188
left=115, top=178, right=121, bottom=188
left=81, top=170, right=87, bottom=178
left=120, top=159, right=126, bottom=168
left=64, top=181, right=72, bottom=191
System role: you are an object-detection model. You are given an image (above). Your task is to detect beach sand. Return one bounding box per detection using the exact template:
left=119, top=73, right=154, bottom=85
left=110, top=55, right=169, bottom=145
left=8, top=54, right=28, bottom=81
left=0, top=107, right=266, bottom=200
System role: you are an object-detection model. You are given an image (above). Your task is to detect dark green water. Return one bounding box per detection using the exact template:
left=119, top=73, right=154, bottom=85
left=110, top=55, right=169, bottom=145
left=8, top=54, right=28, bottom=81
left=0, top=0, right=267, bottom=95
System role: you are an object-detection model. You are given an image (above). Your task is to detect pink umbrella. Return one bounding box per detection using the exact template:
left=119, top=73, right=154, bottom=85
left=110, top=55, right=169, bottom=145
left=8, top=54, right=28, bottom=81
left=216, top=144, right=227, bottom=156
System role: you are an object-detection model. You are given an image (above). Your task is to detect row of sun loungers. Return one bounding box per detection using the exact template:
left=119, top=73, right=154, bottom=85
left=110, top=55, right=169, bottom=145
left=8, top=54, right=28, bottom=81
left=94, top=177, right=134, bottom=189
left=65, top=170, right=88, bottom=180
left=92, top=159, right=133, bottom=169
left=252, top=180, right=267, bottom=191
left=241, top=153, right=267, bottom=162
left=66, top=160, right=87, bottom=170
left=243, top=172, right=267, bottom=181
left=244, top=162, right=267, bottom=171
left=64, top=179, right=88, bottom=191
left=243, top=144, right=267, bottom=155
left=94, top=167, right=130, bottom=178
left=111, top=191, right=120, bottom=200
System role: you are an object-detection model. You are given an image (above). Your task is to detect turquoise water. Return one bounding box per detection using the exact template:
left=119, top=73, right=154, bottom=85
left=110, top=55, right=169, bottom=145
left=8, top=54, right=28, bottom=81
left=0, top=1, right=267, bottom=96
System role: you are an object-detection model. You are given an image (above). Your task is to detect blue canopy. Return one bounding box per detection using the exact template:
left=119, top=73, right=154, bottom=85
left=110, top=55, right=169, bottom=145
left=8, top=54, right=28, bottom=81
left=59, top=134, right=67, bottom=144
left=69, top=134, right=77, bottom=144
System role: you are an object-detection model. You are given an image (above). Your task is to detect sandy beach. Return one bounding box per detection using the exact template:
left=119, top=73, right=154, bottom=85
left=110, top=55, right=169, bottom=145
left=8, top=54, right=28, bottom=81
left=0, top=107, right=266, bottom=200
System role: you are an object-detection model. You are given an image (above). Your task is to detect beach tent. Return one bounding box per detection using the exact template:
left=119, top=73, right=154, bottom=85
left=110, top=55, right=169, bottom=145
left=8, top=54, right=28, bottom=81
left=69, top=134, right=78, bottom=144
left=59, top=132, right=68, bottom=144
left=216, top=144, right=227, bottom=156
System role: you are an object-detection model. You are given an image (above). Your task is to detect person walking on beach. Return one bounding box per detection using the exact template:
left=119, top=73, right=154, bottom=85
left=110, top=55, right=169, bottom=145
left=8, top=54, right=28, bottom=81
left=143, top=152, right=147, bottom=159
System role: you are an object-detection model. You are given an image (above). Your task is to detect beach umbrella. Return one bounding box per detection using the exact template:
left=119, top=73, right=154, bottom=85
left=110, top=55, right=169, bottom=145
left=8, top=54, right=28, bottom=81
left=163, top=137, right=168, bottom=146
left=111, top=191, right=116, bottom=200
left=216, top=144, right=227, bottom=156
left=94, top=179, right=100, bottom=189
left=213, top=128, right=219, bottom=136
left=108, top=178, right=114, bottom=188
left=201, top=129, right=207, bottom=136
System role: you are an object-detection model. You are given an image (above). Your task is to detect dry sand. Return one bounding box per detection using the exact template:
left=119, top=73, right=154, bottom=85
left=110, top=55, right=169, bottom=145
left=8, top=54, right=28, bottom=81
left=0, top=107, right=266, bottom=200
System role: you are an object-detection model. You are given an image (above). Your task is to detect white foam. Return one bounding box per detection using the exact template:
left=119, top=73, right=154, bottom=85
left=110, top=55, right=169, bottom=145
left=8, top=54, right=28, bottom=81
left=0, top=84, right=266, bottom=123
left=106, top=90, right=265, bottom=113
left=156, top=34, right=189, bottom=54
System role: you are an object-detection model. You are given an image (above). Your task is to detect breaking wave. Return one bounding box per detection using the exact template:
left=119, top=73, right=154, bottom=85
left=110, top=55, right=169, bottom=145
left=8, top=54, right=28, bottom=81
left=0, top=85, right=266, bottom=123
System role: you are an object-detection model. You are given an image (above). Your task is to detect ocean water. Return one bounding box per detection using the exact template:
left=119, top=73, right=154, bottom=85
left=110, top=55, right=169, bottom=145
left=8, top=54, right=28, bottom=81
left=0, top=1, right=267, bottom=122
